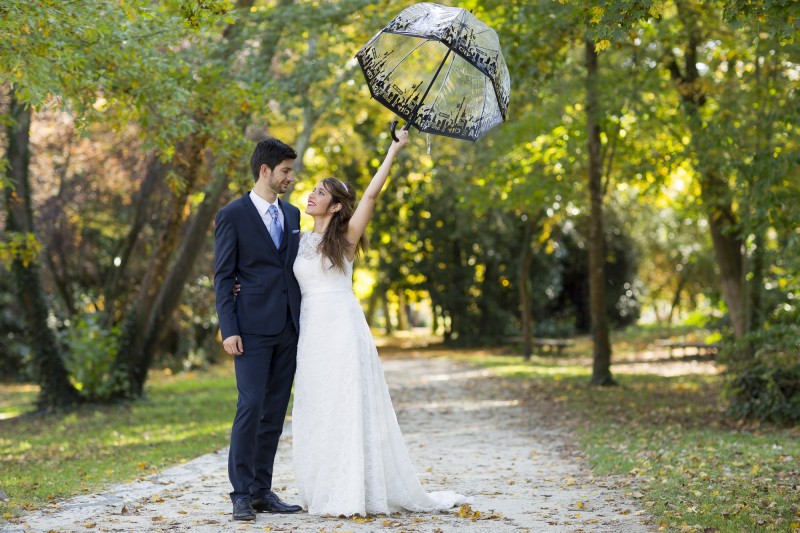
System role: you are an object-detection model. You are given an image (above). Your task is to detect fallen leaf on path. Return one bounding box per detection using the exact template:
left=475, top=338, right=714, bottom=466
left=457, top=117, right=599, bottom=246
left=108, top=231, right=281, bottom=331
left=457, top=504, right=482, bottom=520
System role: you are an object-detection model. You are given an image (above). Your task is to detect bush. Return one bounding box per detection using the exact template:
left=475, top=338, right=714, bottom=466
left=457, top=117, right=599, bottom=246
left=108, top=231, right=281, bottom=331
left=62, top=314, right=126, bottom=400
left=723, top=325, right=800, bottom=424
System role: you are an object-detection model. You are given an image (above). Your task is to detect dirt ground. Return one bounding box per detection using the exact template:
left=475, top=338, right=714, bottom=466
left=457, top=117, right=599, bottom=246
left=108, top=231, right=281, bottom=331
left=3, top=354, right=653, bottom=533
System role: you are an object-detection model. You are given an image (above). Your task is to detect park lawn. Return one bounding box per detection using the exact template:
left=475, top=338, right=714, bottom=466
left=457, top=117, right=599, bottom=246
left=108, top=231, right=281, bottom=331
left=458, top=352, right=800, bottom=533
left=0, top=364, right=239, bottom=519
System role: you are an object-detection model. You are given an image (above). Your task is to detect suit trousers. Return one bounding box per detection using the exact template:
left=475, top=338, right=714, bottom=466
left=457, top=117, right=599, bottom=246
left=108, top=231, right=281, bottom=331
left=228, top=317, right=298, bottom=501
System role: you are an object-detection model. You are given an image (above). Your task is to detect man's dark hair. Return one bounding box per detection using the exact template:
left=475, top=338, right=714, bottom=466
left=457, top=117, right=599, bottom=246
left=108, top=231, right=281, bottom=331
left=250, top=137, right=297, bottom=181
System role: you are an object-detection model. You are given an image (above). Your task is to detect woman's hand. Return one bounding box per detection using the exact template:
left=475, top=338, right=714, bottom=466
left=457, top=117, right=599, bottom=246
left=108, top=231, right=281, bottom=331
left=389, top=129, right=410, bottom=153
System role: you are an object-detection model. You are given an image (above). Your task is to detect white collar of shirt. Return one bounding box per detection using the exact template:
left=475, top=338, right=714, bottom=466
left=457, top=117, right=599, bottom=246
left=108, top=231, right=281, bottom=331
left=249, top=191, right=284, bottom=230
left=249, top=190, right=280, bottom=216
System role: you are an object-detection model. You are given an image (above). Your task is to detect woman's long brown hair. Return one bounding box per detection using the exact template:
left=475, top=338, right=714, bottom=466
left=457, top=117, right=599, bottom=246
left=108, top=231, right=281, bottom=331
left=318, top=177, right=368, bottom=272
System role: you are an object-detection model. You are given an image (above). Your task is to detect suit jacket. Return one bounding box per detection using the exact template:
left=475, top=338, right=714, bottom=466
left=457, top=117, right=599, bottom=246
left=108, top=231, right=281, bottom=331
left=214, top=194, right=301, bottom=340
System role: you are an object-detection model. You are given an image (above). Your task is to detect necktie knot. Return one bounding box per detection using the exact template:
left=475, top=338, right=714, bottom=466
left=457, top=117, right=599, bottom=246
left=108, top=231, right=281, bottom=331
left=268, top=205, right=282, bottom=247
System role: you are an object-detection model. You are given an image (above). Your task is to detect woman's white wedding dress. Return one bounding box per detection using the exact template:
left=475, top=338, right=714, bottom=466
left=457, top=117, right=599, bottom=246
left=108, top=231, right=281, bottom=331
left=291, top=232, right=464, bottom=516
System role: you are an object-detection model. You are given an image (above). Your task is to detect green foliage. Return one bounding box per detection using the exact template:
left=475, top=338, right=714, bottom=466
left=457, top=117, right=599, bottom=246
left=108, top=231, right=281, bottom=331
left=0, top=232, right=39, bottom=269
left=724, top=319, right=800, bottom=424
left=725, top=354, right=800, bottom=424
left=62, top=314, right=125, bottom=401
left=180, top=0, right=234, bottom=29
left=722, top=0, right=800, bottom=41
left=3, top=0, right=800, bottom=420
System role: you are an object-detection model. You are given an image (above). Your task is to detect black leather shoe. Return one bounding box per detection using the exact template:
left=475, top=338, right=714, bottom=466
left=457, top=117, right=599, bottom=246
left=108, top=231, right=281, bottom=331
left=252, top=491, right=302, bottom=514
left=233, top=497, right=256, bottom=521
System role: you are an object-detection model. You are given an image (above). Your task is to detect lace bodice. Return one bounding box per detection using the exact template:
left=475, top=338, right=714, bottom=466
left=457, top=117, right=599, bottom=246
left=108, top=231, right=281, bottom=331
left=293, top=232, right=354, bottom=298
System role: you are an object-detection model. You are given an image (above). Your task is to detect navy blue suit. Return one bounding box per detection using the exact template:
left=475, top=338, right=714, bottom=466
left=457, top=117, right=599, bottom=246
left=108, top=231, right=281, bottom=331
left=214, top=193, right=301, bottom=502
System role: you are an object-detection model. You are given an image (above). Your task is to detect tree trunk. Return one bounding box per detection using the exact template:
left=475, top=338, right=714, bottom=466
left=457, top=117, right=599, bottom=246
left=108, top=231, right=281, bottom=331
left=670, top=3, right=747, bottom=340
left=667, top=265, right=690, bottom=323
left=396, top=289, right=409, bottom=331
left=382, top=291, right=393, bottom=334
left=585, top=38, right=615, bottom=386
left=4, top=89, right=81, bottom=410
left=702, top=173, right=746, bottom=338
left=518, top=216, right=537, bottom=360
left=365, top=285, right=379, bottom=327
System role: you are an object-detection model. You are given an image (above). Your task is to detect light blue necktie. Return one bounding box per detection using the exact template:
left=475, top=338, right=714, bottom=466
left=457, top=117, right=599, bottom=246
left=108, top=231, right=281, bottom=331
left=268, top=204, right=283, bottom=248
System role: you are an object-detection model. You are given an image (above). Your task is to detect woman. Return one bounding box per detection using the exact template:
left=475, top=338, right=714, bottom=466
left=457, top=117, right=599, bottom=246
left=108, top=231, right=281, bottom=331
left=291, top=130, right=464, bottom=516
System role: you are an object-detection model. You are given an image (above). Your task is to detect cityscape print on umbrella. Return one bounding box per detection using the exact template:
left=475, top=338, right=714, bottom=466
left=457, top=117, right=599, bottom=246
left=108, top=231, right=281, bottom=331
left=356, top=3, right=510, bottom=142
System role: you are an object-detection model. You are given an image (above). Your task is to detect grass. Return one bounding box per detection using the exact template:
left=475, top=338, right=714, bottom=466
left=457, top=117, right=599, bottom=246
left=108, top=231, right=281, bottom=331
left=455, top=351, right=800, bottom=533
left=0, top=365, right=239, bottom=519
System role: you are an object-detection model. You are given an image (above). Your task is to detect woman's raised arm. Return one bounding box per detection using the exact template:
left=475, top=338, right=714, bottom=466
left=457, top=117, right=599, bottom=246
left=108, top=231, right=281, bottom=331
left=346, top=130, right=410, bottom=247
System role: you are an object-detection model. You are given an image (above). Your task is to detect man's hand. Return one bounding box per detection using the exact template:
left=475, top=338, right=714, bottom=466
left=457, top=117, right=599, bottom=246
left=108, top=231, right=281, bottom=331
left=223, top=335, right=244, bottom=356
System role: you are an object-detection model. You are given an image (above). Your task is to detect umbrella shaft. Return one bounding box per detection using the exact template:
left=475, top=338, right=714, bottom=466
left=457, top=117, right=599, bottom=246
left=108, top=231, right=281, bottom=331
left=407, top=46, right=453, bottom=127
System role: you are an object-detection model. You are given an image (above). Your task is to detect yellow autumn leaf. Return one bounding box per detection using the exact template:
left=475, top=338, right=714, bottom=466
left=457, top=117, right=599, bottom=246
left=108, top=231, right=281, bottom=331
left=595, top=39, right=611, bottom=53
left=576, top=501, right=585, bottom=509
left=649, top=0, right=666, bottom=17
left=589, top=6, right=604, bottom=24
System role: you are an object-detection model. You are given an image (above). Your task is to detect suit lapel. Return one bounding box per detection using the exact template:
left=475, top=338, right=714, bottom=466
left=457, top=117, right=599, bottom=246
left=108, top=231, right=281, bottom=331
left=242, top=194, right=279, bottom=254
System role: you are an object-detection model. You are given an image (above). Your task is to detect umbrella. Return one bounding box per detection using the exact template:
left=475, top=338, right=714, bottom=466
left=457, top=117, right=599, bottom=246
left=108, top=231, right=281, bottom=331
left=356, top=2, right=510, bottom=142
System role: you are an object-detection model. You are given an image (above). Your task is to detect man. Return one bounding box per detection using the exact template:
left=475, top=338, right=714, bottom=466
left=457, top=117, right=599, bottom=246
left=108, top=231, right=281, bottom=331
left=214, top=137, right=303, bottom=521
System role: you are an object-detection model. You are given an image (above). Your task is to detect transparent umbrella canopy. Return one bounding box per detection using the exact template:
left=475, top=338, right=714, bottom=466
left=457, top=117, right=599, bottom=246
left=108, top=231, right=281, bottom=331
left=356, top=2, right=510, bottom=142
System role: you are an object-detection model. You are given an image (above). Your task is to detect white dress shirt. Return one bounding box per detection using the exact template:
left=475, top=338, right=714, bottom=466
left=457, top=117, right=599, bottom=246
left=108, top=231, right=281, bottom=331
left=249, top=190, right=284, bottom=234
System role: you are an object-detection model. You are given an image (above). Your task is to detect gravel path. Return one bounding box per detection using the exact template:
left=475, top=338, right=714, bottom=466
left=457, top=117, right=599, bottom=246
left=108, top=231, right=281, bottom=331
left=3, top=357, right=651, bottom=532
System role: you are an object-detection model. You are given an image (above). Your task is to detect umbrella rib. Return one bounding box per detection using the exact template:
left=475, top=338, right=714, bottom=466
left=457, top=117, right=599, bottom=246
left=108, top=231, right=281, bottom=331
left=384, top=38, right=435, bottom=79
left=476, top=72, right=489, bottom=136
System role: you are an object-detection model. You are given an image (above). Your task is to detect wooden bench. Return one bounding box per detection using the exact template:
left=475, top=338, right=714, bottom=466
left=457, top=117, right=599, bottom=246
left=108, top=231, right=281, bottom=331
left=502, top=336, right=575, bottom=356
left=654, top=339, right=720, bottom=358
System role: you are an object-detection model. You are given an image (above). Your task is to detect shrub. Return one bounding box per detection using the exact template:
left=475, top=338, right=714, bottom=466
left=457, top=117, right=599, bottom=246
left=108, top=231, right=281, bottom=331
left=723, top=324, right=800, bottom=424
left=62, top=314, right=126, bottom=400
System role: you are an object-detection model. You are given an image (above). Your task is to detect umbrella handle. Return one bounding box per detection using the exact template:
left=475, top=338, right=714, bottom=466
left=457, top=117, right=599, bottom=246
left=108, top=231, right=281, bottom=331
left=391, top=120, right=411, bottom=142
